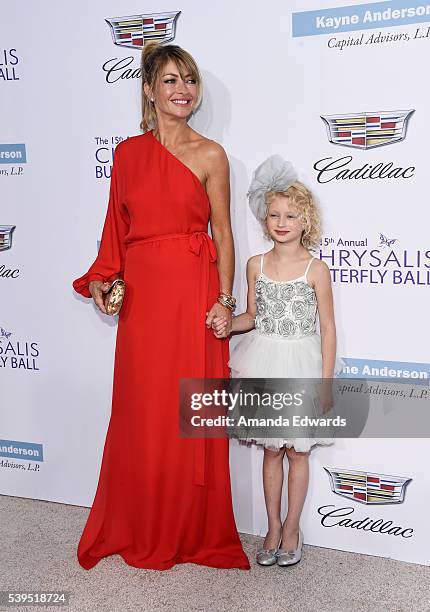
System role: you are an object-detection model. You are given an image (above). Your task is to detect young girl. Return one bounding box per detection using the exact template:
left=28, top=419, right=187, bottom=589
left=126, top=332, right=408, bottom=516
left=212, top=155, right=341, bottom=567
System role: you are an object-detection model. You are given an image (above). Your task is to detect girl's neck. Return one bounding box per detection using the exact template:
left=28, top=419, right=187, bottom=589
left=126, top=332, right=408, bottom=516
left=271, top=241, right=308, bottom=262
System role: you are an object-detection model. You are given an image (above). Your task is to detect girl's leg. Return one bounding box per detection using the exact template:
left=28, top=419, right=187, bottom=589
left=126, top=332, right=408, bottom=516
left=262, top=447, right=285, bottom=549
left=281, top=447, right=309, bottom=550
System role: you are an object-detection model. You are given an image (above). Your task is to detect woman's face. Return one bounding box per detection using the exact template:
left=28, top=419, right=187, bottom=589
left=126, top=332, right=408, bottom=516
left=150, top=59, right=198, bottom=121
left=265, top=194, right=304, bottom=244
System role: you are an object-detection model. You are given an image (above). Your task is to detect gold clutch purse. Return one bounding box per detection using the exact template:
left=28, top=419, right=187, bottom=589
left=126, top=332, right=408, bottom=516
left=103, top=279, right=126, bottom=316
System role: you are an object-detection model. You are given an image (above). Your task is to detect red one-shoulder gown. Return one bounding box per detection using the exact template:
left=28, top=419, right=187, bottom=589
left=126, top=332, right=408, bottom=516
left=72, top=131, right=249, bottom=571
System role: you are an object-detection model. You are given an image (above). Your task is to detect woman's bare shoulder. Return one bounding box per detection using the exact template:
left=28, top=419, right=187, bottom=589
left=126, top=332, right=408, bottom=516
left=188, top=130, right=227, bottom=163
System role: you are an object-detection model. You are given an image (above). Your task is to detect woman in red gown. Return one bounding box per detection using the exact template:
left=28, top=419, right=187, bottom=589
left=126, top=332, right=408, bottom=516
left=72, top=42, right=250, bottom=571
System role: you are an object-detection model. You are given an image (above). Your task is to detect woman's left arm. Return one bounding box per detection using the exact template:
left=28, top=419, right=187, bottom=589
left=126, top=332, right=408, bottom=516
left=204, top=142, right=235, bottom=334
left=312, top=260, right=337, bottom=378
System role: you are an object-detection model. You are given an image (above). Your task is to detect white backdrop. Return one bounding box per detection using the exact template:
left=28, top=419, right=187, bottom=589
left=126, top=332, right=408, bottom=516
left=1, top=0, right=429, bottom=566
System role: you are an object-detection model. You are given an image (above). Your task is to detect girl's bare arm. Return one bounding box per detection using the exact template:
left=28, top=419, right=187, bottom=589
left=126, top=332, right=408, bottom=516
left=231, top=257, right=258, bottom=333
left=311, top=260, right=337, bottom=378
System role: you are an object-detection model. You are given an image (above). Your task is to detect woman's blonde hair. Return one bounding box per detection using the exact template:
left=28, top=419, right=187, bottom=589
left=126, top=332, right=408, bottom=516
left=264, top=182, right=321, bottom=249
left=140, top=42, right=202, bottom=132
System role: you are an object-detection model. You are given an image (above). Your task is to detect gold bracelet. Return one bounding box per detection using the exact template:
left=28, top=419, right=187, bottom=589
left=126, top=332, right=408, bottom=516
left=219, top=292, right=236, bottom=305
left=219, top=291, right=235, bottom=299
left=217, top=296, right=236, bottom=311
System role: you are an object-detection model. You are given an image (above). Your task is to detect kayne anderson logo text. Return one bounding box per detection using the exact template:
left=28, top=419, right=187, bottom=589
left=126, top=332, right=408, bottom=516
left=0, top=438, right=43, bottom=473
left=292, top=2, right=430, bottom=37
left=0, top=144, right=27, bottom=177
left=0, top=143, right=26, bottom=163
left=324, top=467, right=411, bottom=504
left=103, top=12, right=181, bottom=83
left=0, top=439, right=43, bottom=462
left=321, top=110, right=414, bottom=149
left=341, top=358, right=430, bottom=380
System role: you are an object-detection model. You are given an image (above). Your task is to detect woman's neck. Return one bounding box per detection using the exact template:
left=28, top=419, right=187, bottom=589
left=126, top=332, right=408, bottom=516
left=153, top=118, right=190, bottom=148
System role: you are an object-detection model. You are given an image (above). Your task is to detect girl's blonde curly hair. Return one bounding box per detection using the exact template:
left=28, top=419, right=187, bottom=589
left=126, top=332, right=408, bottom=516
left=263, top=182, right=321, bottom=250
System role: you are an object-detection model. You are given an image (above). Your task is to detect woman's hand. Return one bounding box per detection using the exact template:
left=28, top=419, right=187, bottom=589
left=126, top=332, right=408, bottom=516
left=206, top=302, right=232, bottom=338
left=89, top=280, right=111, bottom=314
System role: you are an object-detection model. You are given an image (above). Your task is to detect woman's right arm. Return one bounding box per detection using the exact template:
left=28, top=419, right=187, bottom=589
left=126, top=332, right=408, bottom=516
left=72, top=141, right=130, bottom=311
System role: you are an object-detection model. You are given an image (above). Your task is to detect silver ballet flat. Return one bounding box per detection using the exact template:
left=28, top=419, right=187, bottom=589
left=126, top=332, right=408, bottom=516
left=276, top=528, right=303, bottom=567
left=256, top=546, right=279, bottom=566
left=256, top=535, right=282, bottom=566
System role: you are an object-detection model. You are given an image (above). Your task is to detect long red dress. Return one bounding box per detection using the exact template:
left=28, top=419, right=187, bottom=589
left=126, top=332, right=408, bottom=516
left=72, top=130, right=250, bottom=571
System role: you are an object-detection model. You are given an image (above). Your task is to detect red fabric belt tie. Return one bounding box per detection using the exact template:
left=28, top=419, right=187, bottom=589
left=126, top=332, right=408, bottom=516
left=127, top=231, right=217, bottom=486
left=126, top=231, right=216, bottom=261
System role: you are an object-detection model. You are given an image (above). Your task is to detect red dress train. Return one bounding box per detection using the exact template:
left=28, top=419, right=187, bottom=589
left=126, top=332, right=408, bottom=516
left=72, top=131, right=250, bottom=571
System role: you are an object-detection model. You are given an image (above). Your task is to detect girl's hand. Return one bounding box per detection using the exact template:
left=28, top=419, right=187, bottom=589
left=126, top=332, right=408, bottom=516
left=318, top=379, right=334, bottom=415
left=89, top=280, right=111, bottom=314
left=206, top=302, right=232, bottom=338
left=211, top=315, right=230, bottom=337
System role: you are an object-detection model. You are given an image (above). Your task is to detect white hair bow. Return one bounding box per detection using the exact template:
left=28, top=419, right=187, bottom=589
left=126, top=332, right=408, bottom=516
left=247, top=155, right=298, bottom=221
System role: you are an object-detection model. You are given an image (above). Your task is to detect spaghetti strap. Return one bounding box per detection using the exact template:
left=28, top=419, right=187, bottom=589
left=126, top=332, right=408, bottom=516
left=304, top=257, right=314, bottom=279
left=260, top=253, right=264, bottom=274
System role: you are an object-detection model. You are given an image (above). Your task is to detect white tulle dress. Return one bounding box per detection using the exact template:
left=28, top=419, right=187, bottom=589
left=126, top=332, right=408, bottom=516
left=228, top=253, right=342, bottom=453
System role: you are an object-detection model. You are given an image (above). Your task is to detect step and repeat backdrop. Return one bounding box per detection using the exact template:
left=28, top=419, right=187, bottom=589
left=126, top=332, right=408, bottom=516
left=1, top=0, right=429, bottom=565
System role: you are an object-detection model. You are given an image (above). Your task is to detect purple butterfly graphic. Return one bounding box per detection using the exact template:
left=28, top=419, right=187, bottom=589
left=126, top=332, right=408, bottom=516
left=378, top=233, right=397, bottom=249
left=0, top=327, right=12, bottom=339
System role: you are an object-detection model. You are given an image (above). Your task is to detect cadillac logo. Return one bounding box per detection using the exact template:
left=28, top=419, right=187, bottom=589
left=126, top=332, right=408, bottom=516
left=321, top=110, right=414, bottom=149
left=106, top=12, right=181, bottom=49
left=0, top=225, right=16, bottom=251
left=324, top=467, right=411, bottom=505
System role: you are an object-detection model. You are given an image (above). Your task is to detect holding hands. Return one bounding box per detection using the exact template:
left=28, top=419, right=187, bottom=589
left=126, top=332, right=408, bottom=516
left=206, top=303, right=232, bottom=338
